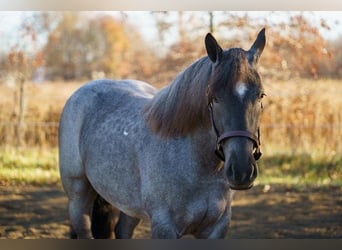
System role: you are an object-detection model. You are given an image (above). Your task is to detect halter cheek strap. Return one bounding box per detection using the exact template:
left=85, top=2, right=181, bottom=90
left=208, top=102, right=262, bottom=162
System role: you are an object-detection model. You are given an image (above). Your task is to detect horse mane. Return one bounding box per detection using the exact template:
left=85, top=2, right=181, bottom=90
left=144, top=48, right=251, bottom=138
left=144, top=56, right=213, bottom=137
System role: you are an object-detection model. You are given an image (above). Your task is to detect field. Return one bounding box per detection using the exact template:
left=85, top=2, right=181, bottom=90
left=1, top=184, right=341, bottom=239
left=0, top=79, right=341, bottom=238
left=1, top=79, right=341, bottom=154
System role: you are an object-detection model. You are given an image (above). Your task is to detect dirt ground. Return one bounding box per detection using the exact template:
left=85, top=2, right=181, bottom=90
left=0, top=184, right=341, bottom=239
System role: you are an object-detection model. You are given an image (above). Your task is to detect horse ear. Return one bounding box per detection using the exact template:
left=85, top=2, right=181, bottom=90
left=205, top=33, right=223, bottom=63
left=248, top=28, right=266, bottom=65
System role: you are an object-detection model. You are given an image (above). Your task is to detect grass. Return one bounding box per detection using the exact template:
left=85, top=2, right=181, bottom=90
left=256, top=153, right=342, bottom=188
left=0, top=148, right=60, bottom=186
left=0, top=147, right=340, bottom=188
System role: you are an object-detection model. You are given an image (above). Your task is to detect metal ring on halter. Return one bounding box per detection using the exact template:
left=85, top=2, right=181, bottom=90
left=208, top=102, right=262, bottom=162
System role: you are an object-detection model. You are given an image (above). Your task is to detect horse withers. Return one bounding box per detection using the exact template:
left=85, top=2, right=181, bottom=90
left=59, top=28, right=266, bottom=239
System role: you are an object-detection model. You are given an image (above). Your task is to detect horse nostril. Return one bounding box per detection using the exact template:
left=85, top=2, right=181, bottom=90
left=249, top=164, right=255, bottom=179
left=227, top=163, right=233, bottom=179
left=227, top=163, right=244, bottom=181
left=226, top=159, right=258, bottom=190
left=227, top=163, right=258, bottom=182
left=251, top=164, right=258, bottom=180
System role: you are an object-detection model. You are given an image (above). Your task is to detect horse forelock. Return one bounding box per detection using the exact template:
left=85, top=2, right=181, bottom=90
left=207, top=48, right=250, bottom=102
left=144, top=57, right=213, bottom=137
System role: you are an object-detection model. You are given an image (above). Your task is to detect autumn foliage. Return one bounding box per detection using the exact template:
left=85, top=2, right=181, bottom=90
left=0, top=12, right=341, bottom=155
left=1, top=12, right=341, bottom=83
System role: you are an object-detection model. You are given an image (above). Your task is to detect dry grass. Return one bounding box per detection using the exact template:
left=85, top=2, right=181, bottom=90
left=0, top=79, right=341, bottom=158
left=0, top=81, right=83, bottom=147
left=261, top=78, right=342, bottom=157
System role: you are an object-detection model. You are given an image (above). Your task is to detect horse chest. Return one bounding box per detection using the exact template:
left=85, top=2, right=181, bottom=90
left=181, top=188, right=230, bottom=233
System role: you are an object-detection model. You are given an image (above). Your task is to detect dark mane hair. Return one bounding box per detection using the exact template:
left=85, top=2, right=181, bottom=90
left=144, top=56, right=213, bottom=137
left=144, top=48, right=255, bottom=138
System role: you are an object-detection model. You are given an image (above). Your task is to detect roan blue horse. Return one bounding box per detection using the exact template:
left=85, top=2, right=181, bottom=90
left=59, top=28, right=266, bottom=239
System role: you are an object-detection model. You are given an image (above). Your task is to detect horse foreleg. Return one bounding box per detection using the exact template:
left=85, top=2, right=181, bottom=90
left=114, top=211, right=140, bottom=239
left=151, top=222, right=179, bottom=238
left=197, top=206, right=232, bottom=239
left=206, top=214, right=230, bottom=239
left=68, top=178, right=97, bottom=239
left=150, top=211, right=180, bottom=239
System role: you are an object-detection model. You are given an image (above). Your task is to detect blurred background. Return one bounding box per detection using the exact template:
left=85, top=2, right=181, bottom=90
left=0, top=11, right=341, bottom=238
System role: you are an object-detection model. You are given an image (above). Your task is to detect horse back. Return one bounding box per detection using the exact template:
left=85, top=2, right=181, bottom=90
left=59, top=79, right=156, bottom=215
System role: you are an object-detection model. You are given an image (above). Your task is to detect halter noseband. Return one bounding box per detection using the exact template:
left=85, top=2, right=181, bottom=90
left=208, top=102, right=262, bottom=162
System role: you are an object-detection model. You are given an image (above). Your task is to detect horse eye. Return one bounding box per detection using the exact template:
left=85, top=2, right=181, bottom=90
left=259, top=93, right=266, bottom=99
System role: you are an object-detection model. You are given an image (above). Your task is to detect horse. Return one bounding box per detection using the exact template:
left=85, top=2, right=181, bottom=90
left=59, top=28, right=266, bottom=239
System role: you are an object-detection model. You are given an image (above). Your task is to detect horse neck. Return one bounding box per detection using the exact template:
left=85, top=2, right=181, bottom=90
left=188, top=125, right=222, bottom=170
left=144, top=56, right=213, bottom=138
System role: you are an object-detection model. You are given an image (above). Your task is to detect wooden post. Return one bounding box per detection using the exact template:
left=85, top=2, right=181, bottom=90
left=209, top=12, right=214, bottom=34
left=16, top=74, right=25, bottom=148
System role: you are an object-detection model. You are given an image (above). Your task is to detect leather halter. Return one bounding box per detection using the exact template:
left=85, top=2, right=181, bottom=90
left=208, top=102, right=262, bottom=162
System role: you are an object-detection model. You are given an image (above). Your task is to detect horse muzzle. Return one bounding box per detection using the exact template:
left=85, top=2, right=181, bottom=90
left=226, top=160, right=258, bottom=190
left=220, top=137, right=259, bottom=190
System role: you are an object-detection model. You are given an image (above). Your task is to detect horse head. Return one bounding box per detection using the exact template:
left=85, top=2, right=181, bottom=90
left=206, top=28, right=266, bottom=190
